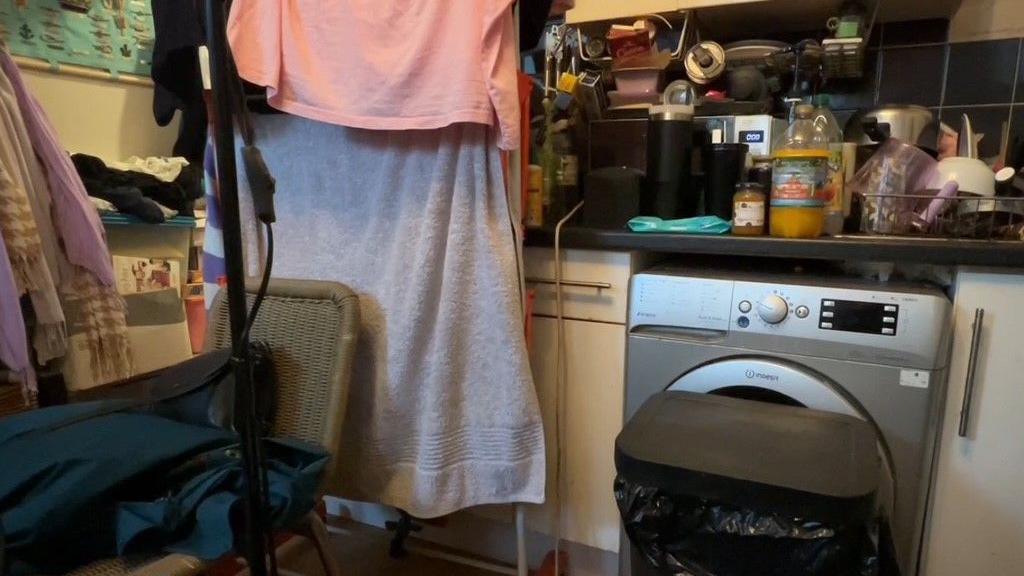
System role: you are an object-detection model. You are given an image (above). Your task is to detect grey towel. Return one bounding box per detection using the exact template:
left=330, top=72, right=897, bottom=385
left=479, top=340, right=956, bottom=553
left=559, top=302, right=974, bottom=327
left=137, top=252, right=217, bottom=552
left=230, top=116, right=545, bottom=518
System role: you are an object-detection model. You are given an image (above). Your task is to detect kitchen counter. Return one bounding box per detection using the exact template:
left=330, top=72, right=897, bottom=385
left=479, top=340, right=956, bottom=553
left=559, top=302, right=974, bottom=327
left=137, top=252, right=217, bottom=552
left=524, top=226, right=1024, bottom=268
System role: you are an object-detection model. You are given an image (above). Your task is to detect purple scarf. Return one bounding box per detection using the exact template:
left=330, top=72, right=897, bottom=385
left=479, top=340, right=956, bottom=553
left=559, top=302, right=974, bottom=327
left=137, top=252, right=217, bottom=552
left=0, top=52, right=114, bottom=286
left=0, top=233, right=35, bottom=392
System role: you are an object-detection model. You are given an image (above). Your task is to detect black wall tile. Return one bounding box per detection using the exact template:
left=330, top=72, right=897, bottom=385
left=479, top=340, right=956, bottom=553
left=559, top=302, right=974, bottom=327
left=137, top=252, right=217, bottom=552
left=878, top=45, right=946, bottom=107
left=941, top=106, right=1012, bottom=159
left=1016, top=45, right=1024, bottom=102
left=825, top=49, right=879, bottom=110
left=944, top=39, right=1020, bottom=105
left=1009, top=105, right=1024, bottom=167
left=882, top=18, right=949, bottom=46
left=868, top=23, right=883, bottom=48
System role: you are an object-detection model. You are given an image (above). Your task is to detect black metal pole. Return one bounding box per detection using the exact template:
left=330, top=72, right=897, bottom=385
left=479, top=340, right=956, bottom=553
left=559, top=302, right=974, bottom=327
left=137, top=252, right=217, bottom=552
left=203, top=1, right=269, bottom=574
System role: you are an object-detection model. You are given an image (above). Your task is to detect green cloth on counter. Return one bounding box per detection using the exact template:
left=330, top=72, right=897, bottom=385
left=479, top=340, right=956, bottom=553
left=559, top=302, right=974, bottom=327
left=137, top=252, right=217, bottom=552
left=628, top=216, right=732, bottom=234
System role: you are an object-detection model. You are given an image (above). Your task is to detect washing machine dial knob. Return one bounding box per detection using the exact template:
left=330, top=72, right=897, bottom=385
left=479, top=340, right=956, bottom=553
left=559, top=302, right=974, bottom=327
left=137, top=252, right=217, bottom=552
left=757, top=295, right=789, bottom=324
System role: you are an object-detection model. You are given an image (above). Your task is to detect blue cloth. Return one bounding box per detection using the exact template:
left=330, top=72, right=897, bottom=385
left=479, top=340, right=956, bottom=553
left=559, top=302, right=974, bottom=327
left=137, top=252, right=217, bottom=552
left=627, top=216, right=733, bottom=234
left=0, top=401, right=327, bottom=575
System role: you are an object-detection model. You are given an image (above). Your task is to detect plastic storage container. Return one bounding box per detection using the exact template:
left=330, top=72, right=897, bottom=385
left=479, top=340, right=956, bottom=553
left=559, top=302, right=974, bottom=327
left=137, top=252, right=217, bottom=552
left=615, top=391, right=881, bottom=576
left=771, top=104, right=830, bottom=238
left=814, top=95, right=846, bottom=235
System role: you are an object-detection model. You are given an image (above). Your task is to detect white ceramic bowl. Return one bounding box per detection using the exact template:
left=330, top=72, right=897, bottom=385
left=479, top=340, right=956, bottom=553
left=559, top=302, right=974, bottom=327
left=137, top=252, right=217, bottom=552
left=931, top=157, right=995, bottom=197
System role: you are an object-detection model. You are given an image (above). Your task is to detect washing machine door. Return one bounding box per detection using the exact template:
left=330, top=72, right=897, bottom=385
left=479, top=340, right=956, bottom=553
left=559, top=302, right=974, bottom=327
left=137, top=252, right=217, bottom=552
left=666, top=357, right=867, bottom=420
left=667, top=356, right=894, bottom=513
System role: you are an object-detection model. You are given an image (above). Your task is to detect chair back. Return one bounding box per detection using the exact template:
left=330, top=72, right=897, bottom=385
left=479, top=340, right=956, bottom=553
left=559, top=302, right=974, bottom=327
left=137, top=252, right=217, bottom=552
left=207, top=279, right=359, bottom=488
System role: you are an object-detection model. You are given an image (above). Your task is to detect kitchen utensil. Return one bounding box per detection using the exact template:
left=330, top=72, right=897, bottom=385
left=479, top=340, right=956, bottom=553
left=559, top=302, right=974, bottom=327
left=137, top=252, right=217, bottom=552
left=995, top=166, right=1024, bottom=197
left=958, top=113, right=978, bottom=159
left=606, top=25, right=651, bottom=59
left=726, top=66, right=769, bottom=102
left=933, top=156, right=995, bottom=198
left=663, top=79, right=697, bottom=106
left=917, top=180, right=960, bottom=229
left=826, top=0, right=868, bottom=38
left=851, top=138, right=939, bottom=234
left=645, top=104, right=696, bottom=219
left=703, top=143, right=749, bottom=220
left=722, top=39, right=788, bottom=68
left=607, top=89, right=660, bottom=109
left=576, top=70, right=605, bottom=120
left=583, top=35, right=607, bottom=59
left=685, top=41, right=726, bottom=85
left=612, top=67, right=664, bottom=95
left=847, top=105, right=940, bottom=154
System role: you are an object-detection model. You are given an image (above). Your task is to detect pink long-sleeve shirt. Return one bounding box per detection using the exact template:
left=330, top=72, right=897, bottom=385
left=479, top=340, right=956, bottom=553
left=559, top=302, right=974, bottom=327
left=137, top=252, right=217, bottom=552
left=227, top=0, right=521, bottom=150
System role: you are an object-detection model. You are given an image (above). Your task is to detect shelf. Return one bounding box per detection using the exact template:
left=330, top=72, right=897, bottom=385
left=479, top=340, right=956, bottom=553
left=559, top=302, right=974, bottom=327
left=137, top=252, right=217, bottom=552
left=524, top=226, right=1024, bottom=268
left=567, top=0, right=961, bottom=37
left=100, top=214, right=197, bottom=229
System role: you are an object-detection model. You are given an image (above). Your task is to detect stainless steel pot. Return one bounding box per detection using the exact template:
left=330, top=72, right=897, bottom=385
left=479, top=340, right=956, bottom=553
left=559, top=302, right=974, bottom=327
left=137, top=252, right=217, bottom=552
left=847, top=105, right=940, bottom=154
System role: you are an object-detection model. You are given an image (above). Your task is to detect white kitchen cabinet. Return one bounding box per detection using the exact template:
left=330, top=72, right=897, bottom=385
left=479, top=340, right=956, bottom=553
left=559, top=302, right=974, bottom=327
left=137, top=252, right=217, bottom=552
left=921, top=270, right=1024, bottom=575
left=527, top=315, right=626, bottom=553
left=524, top=247, right=635, bottom=323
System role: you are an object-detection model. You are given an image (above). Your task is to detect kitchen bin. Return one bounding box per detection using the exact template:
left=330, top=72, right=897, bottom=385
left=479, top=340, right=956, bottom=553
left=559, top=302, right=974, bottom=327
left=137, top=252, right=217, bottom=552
left=615, top=391, right=882, bottom=576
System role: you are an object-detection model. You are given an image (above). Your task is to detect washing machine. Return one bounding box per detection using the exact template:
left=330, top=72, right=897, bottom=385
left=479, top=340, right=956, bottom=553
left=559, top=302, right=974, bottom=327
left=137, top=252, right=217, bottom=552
left=621, top=265, right=952, bottom=576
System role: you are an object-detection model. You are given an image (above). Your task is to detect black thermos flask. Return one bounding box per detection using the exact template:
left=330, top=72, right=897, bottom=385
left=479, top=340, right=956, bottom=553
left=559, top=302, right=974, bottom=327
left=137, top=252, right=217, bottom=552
left=644, top=104, right=695, bottom=219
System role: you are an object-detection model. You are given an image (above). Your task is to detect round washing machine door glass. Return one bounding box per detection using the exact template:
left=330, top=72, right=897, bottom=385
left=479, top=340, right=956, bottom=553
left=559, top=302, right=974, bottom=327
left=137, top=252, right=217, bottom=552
left=666, top=357, right=866, bottom=420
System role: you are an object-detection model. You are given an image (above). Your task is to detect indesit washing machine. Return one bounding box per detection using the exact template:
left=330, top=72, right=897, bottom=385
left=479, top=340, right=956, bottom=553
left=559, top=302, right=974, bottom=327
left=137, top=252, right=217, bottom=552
left=622, top=266, right=952, bottom=576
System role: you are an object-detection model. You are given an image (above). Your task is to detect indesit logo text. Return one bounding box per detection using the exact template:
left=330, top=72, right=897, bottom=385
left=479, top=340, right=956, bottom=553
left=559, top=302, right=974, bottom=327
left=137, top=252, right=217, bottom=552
left=745, top=369, right=780, bottom=382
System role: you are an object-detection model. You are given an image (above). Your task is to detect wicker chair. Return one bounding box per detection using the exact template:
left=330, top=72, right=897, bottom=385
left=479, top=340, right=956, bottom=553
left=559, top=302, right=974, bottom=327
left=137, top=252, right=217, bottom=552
left=65, top=279, right=359, bottom=576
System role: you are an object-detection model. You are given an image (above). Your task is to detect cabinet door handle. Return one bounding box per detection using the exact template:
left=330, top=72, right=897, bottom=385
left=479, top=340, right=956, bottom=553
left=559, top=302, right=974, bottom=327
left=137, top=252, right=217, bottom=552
left=958, top=308, right=985, bottom=438
left=526, top=277, right=612, bottom=291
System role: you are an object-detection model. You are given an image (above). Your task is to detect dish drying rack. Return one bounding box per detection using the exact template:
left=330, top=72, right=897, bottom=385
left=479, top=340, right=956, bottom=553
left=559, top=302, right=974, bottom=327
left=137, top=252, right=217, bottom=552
left=860, top=193, right=1024, bottom=241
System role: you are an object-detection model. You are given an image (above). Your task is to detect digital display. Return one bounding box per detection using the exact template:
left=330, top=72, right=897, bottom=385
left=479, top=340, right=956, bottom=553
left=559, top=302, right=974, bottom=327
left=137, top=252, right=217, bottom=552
left=820, top=300, right=898, bottom=336
left=739, top=130, right=765, bottom=143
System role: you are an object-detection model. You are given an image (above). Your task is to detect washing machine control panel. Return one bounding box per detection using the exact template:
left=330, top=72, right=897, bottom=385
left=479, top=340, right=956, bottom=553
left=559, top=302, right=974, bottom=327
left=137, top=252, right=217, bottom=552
left=818, top=299, right=899, bottom=336
left=630, top=273, right=950, bottom=359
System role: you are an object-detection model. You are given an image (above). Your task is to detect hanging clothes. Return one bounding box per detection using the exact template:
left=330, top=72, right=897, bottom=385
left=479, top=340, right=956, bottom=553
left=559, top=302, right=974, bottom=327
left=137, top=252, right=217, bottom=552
left=0, top=53, right=115, bottom=287
left=150, top=0, right=208, bottom=161
left=227, top=0, right=521, bottom=150
left=212, top=116, right=545, bottom=518
left=0, top=70, right=66, bottom=366
left=220, top=0, right=542, bottom=517
left=0, top=51, right=131, bottom=386
left=0, top=234, right=33, bottom=392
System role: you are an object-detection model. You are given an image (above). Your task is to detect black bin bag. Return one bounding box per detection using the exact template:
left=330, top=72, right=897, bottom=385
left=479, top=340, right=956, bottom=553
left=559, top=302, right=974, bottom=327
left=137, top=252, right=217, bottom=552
left=615, top=391, right=882, bottom=576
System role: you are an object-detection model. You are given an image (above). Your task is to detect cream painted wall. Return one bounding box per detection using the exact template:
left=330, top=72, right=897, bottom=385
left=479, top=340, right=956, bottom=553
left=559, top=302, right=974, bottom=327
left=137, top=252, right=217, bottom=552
left=21, top=68, right=178, bottom=162
left=950, top=0, right=1024, bottom=42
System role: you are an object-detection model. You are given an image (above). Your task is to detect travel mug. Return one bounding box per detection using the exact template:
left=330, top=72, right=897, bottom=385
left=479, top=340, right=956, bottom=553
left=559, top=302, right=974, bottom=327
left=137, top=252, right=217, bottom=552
left=644, top=104, right=695, bottom=219
left=703, top=143, right=749, bottom=220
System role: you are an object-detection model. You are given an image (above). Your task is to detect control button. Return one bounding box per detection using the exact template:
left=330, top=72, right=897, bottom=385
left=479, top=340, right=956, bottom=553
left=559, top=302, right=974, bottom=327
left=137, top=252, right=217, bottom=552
left=883, top=316, right=896, bottom=324
left=738, top=300, right=752, bottom=313
left=757, top=295, right=789, bottom=324
left=795, top=305, right=810, bottom=318
left=820, top=322, right=833, bottom=329
left=823, top=300, right=835, bottom=307
left=882, top=327, right=895, bottom=335
left=821, top=311, right=834, bottom=318
left=884, top=305, right=897, bottom=312
left=737, top=316, right=750, bottom=328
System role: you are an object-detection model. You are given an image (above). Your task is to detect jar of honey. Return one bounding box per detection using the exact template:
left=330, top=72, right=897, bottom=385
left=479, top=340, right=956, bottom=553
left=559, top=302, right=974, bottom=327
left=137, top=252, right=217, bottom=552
left=732, top=182, right=766, bottom=235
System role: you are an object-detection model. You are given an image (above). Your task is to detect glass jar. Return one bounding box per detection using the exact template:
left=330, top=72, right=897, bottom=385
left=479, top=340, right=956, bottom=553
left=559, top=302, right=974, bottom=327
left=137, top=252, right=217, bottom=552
left=770, top=201, right=826, bottom=238
left=732, top=182, right=766, bottom=236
